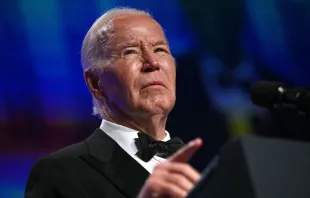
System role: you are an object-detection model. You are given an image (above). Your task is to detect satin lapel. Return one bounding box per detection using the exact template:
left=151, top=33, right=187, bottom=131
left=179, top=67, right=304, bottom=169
left=80, top=129, right=150, bottom=198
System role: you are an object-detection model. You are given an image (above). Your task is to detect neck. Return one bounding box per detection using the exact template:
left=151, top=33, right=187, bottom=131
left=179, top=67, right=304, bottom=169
left=132, top=114, right=168, bottom=140
left=104, top=107, right=167, bottom=140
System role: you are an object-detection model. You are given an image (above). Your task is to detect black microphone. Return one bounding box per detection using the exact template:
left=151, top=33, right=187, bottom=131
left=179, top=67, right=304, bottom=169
left=250, top=81, right=310, bottom=115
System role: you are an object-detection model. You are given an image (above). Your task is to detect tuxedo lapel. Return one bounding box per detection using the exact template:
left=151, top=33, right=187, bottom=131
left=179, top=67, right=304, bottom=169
left=80, top=129, right=149, bottom=198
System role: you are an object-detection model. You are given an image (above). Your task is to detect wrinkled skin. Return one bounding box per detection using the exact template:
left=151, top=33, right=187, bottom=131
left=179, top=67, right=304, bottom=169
left=86, top=14, right=176, bottom=139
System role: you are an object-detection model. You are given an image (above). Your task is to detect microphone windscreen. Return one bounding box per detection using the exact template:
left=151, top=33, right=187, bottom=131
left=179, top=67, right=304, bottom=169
left=250, top=81, right=284, bottom=108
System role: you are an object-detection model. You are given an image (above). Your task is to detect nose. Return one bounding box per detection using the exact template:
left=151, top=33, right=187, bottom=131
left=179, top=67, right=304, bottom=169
left=141, top=50, right=160, bottom=73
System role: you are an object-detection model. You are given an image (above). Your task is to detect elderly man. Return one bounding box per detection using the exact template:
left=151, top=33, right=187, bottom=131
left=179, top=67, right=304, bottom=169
left=25, top=7, right=203, bottom=198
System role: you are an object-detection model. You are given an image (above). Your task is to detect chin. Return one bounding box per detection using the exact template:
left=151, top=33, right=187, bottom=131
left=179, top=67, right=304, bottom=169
left=142, top=96, right=175, bottom=114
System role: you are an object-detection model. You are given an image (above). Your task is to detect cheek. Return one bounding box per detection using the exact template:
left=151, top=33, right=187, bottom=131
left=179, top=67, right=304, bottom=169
left=102, top=73, right=136, bottom=107
left=101, top=73, right=122, bottom=100
left=160, top=59, right=176, bottom=82
left=115, top=61, right=141, bottom=94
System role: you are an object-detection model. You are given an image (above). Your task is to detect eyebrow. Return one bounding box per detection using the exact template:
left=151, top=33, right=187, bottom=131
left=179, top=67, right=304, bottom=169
left=116, top=42, right=140, bottom=50
left=116, top=40, right=168, bottom=50
left=152, top=40, right=168, bottom=46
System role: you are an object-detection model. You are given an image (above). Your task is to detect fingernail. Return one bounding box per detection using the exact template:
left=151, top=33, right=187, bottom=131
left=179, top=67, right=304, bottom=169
left=188, top=140, right=196, bottom=147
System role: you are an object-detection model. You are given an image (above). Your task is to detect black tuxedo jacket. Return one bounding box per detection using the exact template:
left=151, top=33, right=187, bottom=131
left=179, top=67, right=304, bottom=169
left=25, top=128, right=150, bottom=198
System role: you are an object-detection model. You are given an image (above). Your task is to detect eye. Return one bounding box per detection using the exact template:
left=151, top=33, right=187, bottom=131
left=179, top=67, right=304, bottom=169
left=123, top=49, right=138, bottom=55
left=154, top=47, right=167, bottom=53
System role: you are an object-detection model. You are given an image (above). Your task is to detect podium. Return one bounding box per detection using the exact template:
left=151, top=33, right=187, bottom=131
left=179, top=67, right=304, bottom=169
left=188, top=135, right=310, bottom=198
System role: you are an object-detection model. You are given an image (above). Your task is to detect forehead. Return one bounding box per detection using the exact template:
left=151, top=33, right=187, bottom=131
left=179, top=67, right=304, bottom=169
left=110, top=15, right=167, bottom=44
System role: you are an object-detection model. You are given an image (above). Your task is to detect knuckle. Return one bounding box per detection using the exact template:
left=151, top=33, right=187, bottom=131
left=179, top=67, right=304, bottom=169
left=151, top=171, right=162, bottom=181
left=169, top=186, right=187, bottom=198
left=171, top=177, right=181, bottom=186
left=154, top=163, right=162, bottom=171
left=172, top=175, right=185, bottom=185
left=148, top=178, right=161, bottom=190
left=183, top=164, right=192, bottom=172
left=154, top=162, right=166, bottom=171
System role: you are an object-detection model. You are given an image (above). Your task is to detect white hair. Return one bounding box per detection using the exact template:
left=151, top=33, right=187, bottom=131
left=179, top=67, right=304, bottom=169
left=81, top=7, right=153, bottom=118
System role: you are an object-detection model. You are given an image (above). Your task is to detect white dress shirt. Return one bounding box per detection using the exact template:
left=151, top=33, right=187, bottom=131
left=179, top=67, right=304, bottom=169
left=100, top=119, right=170, bottom=173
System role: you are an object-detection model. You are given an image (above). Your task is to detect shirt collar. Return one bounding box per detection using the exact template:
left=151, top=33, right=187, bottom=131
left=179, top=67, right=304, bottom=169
left=99, top=119, right=171, bottom=156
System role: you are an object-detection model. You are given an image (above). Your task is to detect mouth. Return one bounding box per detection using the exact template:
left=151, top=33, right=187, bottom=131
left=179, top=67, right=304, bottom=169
left=142, top=81, right=166, bottom=89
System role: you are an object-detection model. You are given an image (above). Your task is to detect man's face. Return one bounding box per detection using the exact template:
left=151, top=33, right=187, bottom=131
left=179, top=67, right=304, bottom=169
left=98, top=15, right=176, bottom=117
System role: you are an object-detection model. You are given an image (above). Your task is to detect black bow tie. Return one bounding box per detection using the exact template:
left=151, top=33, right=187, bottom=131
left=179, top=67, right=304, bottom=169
left=135, top=132, right=185, bottom=162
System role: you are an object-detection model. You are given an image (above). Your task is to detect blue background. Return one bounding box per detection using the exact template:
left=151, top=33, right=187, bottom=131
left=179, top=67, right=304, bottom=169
left=1, top=0, right=310, bottom=197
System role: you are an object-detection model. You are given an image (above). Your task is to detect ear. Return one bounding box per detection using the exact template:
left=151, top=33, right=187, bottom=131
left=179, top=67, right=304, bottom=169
left=84, top=68, right=106, bottom=100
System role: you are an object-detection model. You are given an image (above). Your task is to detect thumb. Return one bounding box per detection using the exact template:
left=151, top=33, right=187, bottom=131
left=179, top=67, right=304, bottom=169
left=168, top=138, right=203, bottom=163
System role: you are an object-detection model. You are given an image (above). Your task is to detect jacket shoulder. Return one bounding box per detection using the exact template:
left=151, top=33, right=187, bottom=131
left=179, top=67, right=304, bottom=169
left=49, top=141, right=88, bottom=158
left=25, top=141, right=89, bottom=198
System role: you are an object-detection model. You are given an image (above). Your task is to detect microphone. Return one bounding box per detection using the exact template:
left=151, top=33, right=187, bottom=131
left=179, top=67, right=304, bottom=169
left=250, top=81, right=310, bottom=115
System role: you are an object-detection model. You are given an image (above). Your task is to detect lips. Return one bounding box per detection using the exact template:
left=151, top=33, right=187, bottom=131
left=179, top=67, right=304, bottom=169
left=142, top=81, right=166, bottom=89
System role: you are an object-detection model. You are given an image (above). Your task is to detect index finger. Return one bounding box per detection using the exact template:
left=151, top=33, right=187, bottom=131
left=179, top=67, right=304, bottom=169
left=168, top=138, right=203, bottom=163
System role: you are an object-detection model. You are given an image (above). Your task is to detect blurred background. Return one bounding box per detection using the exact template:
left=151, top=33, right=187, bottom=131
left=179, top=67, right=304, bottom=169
left=1, top=0, right=310, bottom=197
